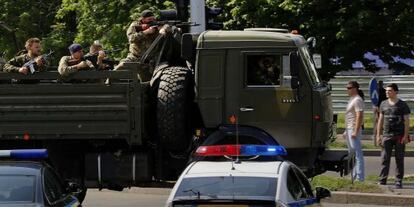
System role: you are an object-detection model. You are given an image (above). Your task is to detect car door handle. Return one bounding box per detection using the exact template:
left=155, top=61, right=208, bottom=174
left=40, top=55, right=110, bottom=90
left=240, top=107, right=254, bottom=112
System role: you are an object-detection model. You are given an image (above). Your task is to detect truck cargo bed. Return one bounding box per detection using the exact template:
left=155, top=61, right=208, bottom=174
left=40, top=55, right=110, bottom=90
left=0, top=71, right=142, bottom=145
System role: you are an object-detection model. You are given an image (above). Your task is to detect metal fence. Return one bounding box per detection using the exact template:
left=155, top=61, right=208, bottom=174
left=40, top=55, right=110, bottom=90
left=329, top=75, right=414, bottom=114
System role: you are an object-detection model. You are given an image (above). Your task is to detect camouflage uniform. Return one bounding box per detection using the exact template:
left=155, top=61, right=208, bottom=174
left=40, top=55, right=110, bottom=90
left=3, top=54, right=46, bottom=73
left=0, top=57, right=5, bottom=71
left=115, top=20, right=160, bottom=81
left=58, top=56, right=94, bottom=77
left=126, top=20, right=159, bottom=62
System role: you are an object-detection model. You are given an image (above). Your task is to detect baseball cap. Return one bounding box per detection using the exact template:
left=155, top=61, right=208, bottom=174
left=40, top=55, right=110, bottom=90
left=141, top=10, right=154, bottom=18
left=68, top=43, right=83, bottom=54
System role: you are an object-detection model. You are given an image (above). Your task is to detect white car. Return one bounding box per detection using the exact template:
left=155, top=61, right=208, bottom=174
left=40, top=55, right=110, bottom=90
left=166, top=144, right=330, bottom=207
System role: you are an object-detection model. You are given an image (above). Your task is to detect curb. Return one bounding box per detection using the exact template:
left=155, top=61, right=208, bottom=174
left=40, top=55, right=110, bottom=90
left=325, top=191, right=414, bottom=206
left=330, top=149, right=414, bottom=157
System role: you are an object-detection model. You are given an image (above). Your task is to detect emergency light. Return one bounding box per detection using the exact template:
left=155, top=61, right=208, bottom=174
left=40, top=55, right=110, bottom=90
left=195, top=145, right=287, bottom=156
left=0, top=149, right=48, bottom=159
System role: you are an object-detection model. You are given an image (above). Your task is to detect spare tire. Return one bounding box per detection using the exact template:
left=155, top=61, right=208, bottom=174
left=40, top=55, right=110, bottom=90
left=156, top=66, right=193, bottom=151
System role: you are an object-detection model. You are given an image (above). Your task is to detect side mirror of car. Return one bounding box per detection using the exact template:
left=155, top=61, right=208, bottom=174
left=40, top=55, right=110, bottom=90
left=66, top=181, right=82, bottom=194
left=315, top=186, right=331, bottom=201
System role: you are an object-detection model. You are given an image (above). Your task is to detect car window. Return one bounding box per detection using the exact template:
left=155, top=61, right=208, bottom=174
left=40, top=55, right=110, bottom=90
left=286, top=168, right=304, bottom=200
left=175, top=176, right=277, bottom=200
left=287, top=166, right=314, bottom=201
left=43, top=168, right=66, bottom=204
left=0, top=175, right=35, bottom=202
left=246, top=54, right=281, bottom=86
left=293, top=167, right=314, bottom=198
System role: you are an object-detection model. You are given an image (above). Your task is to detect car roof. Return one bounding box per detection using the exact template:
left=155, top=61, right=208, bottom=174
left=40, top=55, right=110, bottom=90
left=0, top=161, right=44, bottom=176
left=184, top=161, right=284, bottom=178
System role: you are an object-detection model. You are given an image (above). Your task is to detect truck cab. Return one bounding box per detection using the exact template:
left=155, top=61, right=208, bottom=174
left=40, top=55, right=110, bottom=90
left=195, top=29, right=337, bottom=175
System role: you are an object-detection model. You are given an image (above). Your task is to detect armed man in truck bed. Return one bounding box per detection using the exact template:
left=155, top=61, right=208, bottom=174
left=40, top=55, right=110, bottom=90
left=114, top=9, right=171, bottom=81
left=58, top=43, right=97, bottom=76
left=3, top=38, right=46, bottom=75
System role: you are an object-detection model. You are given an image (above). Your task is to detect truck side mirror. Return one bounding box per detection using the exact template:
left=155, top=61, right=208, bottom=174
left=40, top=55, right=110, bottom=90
left=181, top=33, right=196, bottom=63
left=289, top=52, right=300, bottom=89
left=306, top=37, right=316, bottom=49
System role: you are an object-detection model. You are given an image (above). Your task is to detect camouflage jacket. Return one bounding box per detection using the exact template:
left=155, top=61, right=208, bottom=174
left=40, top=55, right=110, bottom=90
left=3, top=54, right=46, bottom=73
left=0, top=57, right=5, bottom=71
left=58, top=56, right=94, bottom=76
left=127, top=21, right=158, bottom=59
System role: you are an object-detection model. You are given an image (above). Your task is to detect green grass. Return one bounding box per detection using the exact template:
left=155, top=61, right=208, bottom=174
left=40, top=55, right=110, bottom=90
left=328, top=137, right=414, bottom=150
left=328, top=140, right=378, bottom=149
left=336, top=113, right=414, bottom=131
left=311, top=175, right=384, bottom=193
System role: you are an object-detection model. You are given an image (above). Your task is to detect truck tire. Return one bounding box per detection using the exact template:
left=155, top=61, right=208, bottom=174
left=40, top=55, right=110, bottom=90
left=156, top=66, right=193, bottom=151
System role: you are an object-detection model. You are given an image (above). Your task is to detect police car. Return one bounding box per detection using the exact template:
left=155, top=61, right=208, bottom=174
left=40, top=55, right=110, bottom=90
left=0, top=149, right=80, bottom=207
left=166, top=144, right=331, bottom=207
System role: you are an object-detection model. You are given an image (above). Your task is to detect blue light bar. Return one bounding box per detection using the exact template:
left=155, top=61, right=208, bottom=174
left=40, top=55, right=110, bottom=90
left=241, top=145, right=287, bottom=156
left=195, top=145, right=287, bottom=156
left=0, top=149, right=48, bottom=159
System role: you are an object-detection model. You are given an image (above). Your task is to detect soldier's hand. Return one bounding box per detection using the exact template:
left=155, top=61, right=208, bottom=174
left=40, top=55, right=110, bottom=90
left=76, top=61, right=89, bottom=69
left=159, top=24, right=172, bottom=36
left=97, top=51, right=106, bottom=61
left=35, top=57, right=44, bottom=66
left=18, top=67, right=29, bottom=75
left=144, top=26, right=157, bottom=35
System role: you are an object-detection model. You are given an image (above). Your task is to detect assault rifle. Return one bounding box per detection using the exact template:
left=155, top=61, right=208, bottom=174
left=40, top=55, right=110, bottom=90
left=136, top=20, right=198, bottom=31
left=23, top=50, right=54, bottom=74
left=84, top=48, right=121, bottom=70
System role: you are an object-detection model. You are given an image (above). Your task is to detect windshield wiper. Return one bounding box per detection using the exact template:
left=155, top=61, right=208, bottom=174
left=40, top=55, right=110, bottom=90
left=182, top=188, right=201, bottom=199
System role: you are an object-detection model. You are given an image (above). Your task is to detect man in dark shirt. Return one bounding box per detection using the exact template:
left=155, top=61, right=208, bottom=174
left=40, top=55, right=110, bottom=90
left=376, top=83, right=411, bottom=188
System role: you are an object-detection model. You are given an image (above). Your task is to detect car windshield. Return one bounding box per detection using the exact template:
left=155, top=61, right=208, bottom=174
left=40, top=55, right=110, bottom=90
left=0, top=175, right=35, bottom=203
left=174, top=176, right=277, bottom=201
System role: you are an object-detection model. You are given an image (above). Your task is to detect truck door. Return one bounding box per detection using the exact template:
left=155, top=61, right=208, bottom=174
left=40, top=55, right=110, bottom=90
left=226, top=51, right=313, bottom=148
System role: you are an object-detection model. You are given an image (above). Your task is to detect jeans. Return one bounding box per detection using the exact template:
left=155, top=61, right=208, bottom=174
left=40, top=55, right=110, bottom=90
left=379, top=137, right=405, bottom=184
left=345, top=129, right=365, bottom=181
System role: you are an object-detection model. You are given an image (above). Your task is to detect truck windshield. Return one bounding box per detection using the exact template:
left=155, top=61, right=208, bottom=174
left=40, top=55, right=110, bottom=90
left=299, top=46, right=321, bottom=85
left=0, top=175, right=35, bottom=202
left=174, top=176, right=277, bottom=201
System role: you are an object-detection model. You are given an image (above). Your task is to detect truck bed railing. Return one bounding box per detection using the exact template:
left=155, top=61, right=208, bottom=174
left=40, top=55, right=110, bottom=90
left=0, top=70, right=139, bottom=82
left=0, top=71, right=142, bottom=145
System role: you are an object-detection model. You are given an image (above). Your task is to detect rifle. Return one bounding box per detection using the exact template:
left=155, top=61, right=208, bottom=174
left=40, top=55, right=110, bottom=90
left=67, top=57, right=95, bottom=69
left=23, top=50, right=54, bottom=74
left=84, top=49, right=121, bottom=69
left=136, top=20, right=198, bottom=31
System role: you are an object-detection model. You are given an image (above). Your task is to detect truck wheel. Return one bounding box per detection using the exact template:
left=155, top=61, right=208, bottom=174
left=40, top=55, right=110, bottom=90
left=156, top=66, right=193, bottom=151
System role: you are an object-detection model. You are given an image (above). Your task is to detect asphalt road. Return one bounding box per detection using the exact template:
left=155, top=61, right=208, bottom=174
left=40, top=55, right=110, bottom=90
left=82, top=157, right=414, bottom=206
left=83, top=189, right=403, bottom=207
left=83, top=189, right=168, bottom=207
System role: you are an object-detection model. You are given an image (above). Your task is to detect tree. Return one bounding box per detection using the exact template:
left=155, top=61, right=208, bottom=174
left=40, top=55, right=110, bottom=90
left=46, top=0, right=175, bottom=60
left=0, top=0, right=60, bottom=58
left=210, top=0, right=414, bottom=80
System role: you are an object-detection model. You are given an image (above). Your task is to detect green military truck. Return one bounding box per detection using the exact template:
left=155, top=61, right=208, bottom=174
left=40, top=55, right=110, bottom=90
left=0, top=27, right=351, bottom=200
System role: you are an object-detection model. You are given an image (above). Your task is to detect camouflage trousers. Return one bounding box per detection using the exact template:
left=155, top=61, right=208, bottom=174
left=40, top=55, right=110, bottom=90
left=114, top=53, right=153, bottom=82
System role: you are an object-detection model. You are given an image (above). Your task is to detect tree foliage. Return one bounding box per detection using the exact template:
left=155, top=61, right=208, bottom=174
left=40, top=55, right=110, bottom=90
left=0, top=0, right=412, bottom=77
left=211, top=0, right=414, bottom=78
